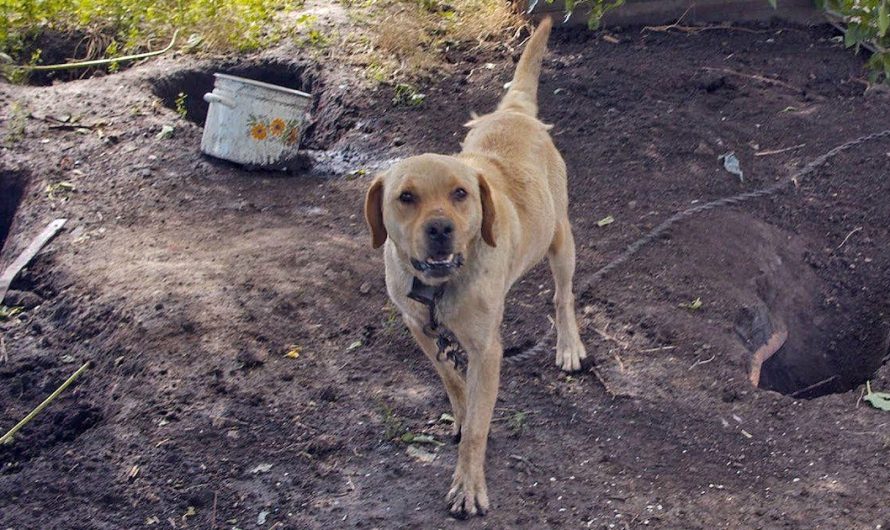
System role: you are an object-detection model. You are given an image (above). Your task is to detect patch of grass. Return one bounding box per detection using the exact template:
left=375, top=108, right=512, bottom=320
left=0, top=0, right=304, bottom=65
left=45, top=181, right=76, bottom=201
left=377, top=400, right=407, bottom=440
left=293, top=14, right=330, bottom=49
left=507, top=410, right=528, bottom=436
left=382, top=303, right=400, bottom=332
left=343, top=0, right=522, bottom=83
left=4, top=101, right=28, bottom=144
left=392, top=83, right=426, bottom=106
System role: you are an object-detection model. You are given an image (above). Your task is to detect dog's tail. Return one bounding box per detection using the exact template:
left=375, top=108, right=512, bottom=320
left=497, top=16, right=553, bottom=117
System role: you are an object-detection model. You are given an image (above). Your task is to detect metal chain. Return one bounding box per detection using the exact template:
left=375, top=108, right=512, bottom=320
left=503, top=128, right=890, bottom=366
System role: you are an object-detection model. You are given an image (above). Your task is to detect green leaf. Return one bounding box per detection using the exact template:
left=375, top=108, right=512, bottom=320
left=864, top=381, right=890, bottom=412
left=679, top=297, right=703, bottom=311
left=0, top=305, right=23, bottom=320
left=879, top=2, right=890, bottom=38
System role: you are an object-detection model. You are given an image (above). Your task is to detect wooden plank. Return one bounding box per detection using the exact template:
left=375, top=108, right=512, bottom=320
left=0, top=219, right=67, bottom=303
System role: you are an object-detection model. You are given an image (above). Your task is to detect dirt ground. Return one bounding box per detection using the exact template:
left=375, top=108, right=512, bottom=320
left=2, top=18, right=890, bottom=530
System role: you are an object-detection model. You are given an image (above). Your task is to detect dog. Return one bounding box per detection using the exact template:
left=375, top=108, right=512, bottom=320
left=364, top=16, right=585, bottom=517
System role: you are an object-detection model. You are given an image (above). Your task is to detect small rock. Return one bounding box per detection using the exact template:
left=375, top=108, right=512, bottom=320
left=139, top=167, right=152, bottom=178
left=249, top=463, right=273, bottom=474
left=694, top=141, right=714, bottom=156
left=406, top=445, right=437, bottom=463
left=359, top=282, right=372, bottom=295
left=392, top=137, right=405, bottom=147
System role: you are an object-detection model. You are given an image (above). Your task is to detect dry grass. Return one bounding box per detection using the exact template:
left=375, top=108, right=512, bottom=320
left=344, top=0, right=524, bottom=82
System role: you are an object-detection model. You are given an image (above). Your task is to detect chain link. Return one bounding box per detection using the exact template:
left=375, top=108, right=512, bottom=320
left=503, top=128, right=890, bottom=366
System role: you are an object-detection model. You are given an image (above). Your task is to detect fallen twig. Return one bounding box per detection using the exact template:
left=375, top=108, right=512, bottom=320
left=593, top=324, right=628, bottom=349
left=211, top=491, right=218, bottom=530
left=642, top=6, right=692, bottom=33
left=701, top=67, right=806, bottom=94
left=1, top=361, right=91, bottom=444
left=640, top=345, right=676, bottom=353
left=1, top=336, right=7, bottom=364
left=688, top=353, right=716, bottom=371
left=790, top=374, right=840, bottom=398
left=21, top=30, right=179, bottom=72
left=755, top=143, right=806, bottom=157
left=590, top=366, right=619, bottom=398
left=509, top=454, right=540, bottom=470
left=835, top=226, right=862, bottom=251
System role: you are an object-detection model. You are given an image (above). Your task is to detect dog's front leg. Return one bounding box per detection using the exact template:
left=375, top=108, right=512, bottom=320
left=446, top=332, right=501, bottom=518
left=405, top=316, right=467, bottom=437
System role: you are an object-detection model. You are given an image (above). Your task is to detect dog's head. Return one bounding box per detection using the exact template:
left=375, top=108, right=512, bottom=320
left=364, top=154, right=496, bottom=282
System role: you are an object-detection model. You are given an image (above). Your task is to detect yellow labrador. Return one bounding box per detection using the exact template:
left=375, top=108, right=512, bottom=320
left=364, top=17, right=585, bottom=517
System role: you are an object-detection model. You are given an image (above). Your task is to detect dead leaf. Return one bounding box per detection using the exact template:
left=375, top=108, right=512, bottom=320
left=406, top=445, right=437, bottom=463
left=250, top=463, right=273, bottom=474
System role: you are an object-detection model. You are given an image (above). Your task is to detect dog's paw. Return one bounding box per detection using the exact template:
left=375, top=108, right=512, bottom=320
left=556, top=341, right=587, bottom=372
left=446, top=468, right=489, bottom=518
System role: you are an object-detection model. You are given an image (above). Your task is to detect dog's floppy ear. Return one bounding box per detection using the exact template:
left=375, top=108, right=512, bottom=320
left=478, top=173, right=497, bottom=247
left=364, top=175, right=387, bottom=249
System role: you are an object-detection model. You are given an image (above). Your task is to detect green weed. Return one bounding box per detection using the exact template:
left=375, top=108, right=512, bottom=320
left=507, top=410, right=528, bottom=435
left=392, top=83, right=426, bottom=107
left=0, top=306, right=24, bottom=320
left=1, top=0, right=305, bottom=64
left=174, top=92, right=188, bottom=119
left=377, top=400, right=407, bottom=440
left=4, top=101, right=28, bottom=144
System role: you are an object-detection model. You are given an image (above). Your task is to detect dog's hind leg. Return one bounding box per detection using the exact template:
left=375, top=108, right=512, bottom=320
left=405, top=317, right=467, bottom=438
left=548, top=219, right=587, bottom=371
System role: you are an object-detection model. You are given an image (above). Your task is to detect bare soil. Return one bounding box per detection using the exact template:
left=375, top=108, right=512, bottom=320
left=2, top=21, right=890, bottom=530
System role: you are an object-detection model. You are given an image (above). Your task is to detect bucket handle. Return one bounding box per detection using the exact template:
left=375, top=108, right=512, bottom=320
left=203, top=92, right=236, bottom=109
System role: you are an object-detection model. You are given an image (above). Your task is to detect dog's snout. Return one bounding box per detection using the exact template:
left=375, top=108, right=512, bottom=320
left=425, top=218, right=454, bottom=244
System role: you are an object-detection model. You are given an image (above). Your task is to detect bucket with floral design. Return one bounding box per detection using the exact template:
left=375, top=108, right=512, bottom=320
left=201, top=73, right=312, bottom=169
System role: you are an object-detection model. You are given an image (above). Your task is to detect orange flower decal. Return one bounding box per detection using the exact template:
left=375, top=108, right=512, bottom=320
left=250, top=123, right=268, bottom=140
left=269, top=118, right=286, bottom=137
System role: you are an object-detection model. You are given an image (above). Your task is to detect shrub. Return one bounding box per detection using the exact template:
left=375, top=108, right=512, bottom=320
left=819, top=0, right=890, bottom=82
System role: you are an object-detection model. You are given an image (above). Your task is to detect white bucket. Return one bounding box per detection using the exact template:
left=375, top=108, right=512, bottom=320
left=201, top=73, right=312, bottom=169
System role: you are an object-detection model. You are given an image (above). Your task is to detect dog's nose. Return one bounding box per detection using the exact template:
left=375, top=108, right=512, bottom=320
left=425, top=218, right=454, bottom=245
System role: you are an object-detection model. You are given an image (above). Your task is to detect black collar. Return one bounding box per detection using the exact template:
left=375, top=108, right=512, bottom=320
left=407, top=276, right=445, bottom=307
left=406, top=276, right=467, bottom=371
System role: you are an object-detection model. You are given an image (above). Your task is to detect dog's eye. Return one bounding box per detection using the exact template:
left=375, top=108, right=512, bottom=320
left=398, top=191, right=416, bottom=204
left=452, top=188, right=467, bottom=201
